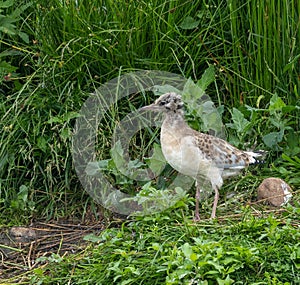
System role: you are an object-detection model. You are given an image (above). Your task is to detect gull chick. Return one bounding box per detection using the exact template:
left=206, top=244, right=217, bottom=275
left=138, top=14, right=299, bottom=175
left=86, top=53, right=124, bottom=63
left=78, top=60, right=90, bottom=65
left=141, top=92, right=264, bottom=220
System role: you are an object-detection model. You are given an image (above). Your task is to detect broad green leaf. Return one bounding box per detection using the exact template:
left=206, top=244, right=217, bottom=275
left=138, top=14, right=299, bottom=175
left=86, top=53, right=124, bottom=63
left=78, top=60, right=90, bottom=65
left=11, top=2, right=33, bottom=19
left=183, top=77, right=205, bottom=100
left=228, top=108, right=250, bottom=133
left=111, top=140, right=146, bottom=181
left=200, top=101, right=224, bottom=135
left=206, top=260, right=224, bottom=271
left=0, top=21, right=17, bottom=35
left=19, top=31, right=29, bottom=43
left=0, top=60, right=18, bottom=72
left=151, top=242, right=161, bottom=251
left=152, top=84, right=181, bottom=96
left=0, top=0, right=14, bottom=9
left=183, top=77, right=225, bottom=138
left=63, top=111, right=81, bottom=122
left=18, top=184, right=28, bottom=203
left=60, top=127, right=71, bottom=141
left=217, top=275, right=234, bottom=285
left=262, top=131, right=283, bottom=148
left=269, top=93, right=286, bottom=113
left=83, top=233, right=103, bottom=242
left=289, top=177, right=300, bottom=184
left=47, top=116, right=63, bottom=124
left=197, top=65, right=215, bottom=91
left=127, top=159, right=145, bottom=170
left=0, top=49, right=22, bottom=58
left=37, top=137, right=48, bottom=152
left=85, top=160, right=109, bottom=176
left=111, top=140, right=125, bottom=168
left=47, top=112, right=80, bottom=124
left=145, top=143, right=166, bottom=176
left=181, top=243, right=194, bottom=259
left=121, top=278, right=136, bottom=285
left=179, top=16, right=199, bottom=30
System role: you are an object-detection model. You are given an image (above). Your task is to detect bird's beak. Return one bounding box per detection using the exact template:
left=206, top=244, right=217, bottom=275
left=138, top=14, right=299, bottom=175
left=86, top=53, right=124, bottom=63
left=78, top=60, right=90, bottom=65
left=140, top=103, right=160, bottom=112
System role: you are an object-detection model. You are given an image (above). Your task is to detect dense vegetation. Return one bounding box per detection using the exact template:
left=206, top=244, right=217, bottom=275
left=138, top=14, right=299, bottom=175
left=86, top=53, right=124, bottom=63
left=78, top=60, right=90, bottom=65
left=0, top=0, right=299, bottom=283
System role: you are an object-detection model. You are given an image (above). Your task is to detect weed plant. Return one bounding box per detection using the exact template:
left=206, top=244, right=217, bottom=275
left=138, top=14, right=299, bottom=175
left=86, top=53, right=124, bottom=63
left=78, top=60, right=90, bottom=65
left=23, top=203, right=300, bottom=284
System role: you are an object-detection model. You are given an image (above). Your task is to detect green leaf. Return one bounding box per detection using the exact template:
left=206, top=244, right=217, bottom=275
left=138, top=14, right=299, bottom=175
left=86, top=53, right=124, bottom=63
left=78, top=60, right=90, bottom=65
left=83, top=233, right=103, bottom=242
left=181, top=243, right=195, bottom=260
left=228, top=108, right=250, bottom=133
left=183, top=77, right=225, bottom=138
left=0, top=0, right=14, bottom=9
left=111, top=140, right=129, bottom=177
left=111, top=140, right=125, bottom=164
left=47, top=112, right=81, bottom=124
left=63, top=111, right=81, bottom=122
left=127, top=159, right=145, bottom=170
left=0, top=25, right=16, bottom=35
left=152, top=84, right=181, bottom=96
left=37, top=137, right=48, bottom=152
left=11, top=2, right=32, bottom=19
left=269, top=93, right=286, bottom=113
left=0, top=60, right=18, bottom=73
left=183, top=77, right=205, bottom=100
left=47, top=116, right=63, bottom=124
left=283, top=54, right=300, bottom=73
left=262, top=131, right=283, bottom=148
left=0, top=49, right=22, bottom=58
left=145, top=143, right=166, bottom=176
left=197, top=65, right=215, bottom=91
left=217, top=275, right=234, bottom=285
left=60, top=127, right=71, bottom=141
left=282, top=153, right=300, bottom=168
left=18, top=31, right=29, bottom=43
left=18, top=184, right=28, bottom=203
left=85, top=160, right=109, bottom=176
left=151, top=242, right=161, bottom=251
left=179, top=16, right=200, bottom=30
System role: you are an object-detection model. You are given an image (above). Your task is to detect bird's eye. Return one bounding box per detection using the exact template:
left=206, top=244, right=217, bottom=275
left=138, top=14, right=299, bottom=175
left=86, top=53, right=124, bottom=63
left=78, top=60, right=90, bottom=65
left=159, top=101, right=166, bottom=106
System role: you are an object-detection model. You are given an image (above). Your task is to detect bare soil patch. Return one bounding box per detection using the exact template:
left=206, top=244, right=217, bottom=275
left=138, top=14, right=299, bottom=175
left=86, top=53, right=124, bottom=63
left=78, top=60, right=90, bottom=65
left=0, top=219, right=107, bottom=280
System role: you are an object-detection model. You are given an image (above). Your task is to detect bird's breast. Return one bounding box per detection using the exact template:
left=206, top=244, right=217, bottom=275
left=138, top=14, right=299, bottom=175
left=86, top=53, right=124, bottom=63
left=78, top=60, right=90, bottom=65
left=160, top=126, right=221, bottom=182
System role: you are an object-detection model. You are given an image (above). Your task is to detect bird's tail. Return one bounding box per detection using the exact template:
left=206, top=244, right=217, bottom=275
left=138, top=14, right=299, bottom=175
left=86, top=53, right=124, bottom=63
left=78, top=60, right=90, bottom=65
left=245, top=150, right=267, bottom=165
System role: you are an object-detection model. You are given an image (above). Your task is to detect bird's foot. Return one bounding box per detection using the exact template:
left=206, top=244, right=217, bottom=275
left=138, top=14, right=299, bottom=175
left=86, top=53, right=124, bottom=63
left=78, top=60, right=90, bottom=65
left=193, top=212, right=201, bottom=222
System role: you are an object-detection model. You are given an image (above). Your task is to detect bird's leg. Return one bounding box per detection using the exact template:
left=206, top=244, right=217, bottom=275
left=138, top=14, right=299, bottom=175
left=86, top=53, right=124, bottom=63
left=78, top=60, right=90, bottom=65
left=210, top=185, right=219, bottom=219
left=194, top=181, right=201, bottom=221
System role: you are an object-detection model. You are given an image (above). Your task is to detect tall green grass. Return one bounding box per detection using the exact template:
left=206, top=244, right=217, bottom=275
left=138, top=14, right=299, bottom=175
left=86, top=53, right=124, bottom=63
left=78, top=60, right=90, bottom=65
left=34, top=0, right=226, bottom=82
left=227, top=0, right=300, bottom=105
left=0, top=0, right=299, bottom=224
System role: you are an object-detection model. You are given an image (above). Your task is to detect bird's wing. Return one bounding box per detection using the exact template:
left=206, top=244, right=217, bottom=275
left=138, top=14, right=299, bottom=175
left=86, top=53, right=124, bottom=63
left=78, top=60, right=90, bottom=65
left=193, top=132, right=259, bottom=170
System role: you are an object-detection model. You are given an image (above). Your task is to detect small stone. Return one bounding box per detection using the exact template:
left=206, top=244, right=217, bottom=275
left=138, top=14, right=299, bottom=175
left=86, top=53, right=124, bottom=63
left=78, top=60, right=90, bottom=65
left=257, top=177, right=292, bottom=206
left=9, top=227, right=37, bottom=242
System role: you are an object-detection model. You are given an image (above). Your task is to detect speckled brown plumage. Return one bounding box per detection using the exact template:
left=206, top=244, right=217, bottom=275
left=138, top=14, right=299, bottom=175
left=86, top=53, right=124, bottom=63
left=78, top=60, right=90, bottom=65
left=141, top=92, right=264, bottom=220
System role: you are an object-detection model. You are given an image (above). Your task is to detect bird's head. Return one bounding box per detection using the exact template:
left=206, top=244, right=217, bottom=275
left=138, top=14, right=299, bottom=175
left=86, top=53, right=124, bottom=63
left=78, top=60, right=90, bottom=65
left=140, top=92, right=184, bottom=114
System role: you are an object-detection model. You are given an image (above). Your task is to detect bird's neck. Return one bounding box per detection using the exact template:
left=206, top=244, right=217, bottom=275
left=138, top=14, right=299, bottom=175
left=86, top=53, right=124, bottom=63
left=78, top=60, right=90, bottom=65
left=162, top=111, right=189, bottom=133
